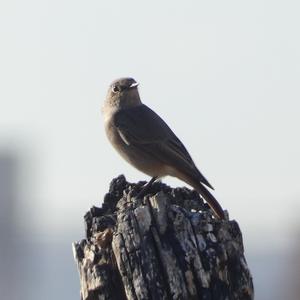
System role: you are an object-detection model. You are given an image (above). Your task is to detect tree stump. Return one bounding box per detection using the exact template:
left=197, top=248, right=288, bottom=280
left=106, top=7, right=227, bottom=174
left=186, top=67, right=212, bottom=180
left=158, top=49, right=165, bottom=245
left=73, top=175, right=254, bottom=300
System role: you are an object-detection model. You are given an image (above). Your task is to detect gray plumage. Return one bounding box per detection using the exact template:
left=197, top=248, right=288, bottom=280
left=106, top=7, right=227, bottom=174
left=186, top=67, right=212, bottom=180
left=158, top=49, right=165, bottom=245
left=102, top=77, right=225, bottom=219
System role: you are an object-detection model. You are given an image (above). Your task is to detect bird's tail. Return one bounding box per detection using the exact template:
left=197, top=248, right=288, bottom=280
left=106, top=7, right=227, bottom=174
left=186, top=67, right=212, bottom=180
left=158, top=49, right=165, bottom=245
left=170, top=169, right=225, bottom=219
left=181, top=173, right=225, bottom=219
left=194, top=182, right=225, bottom=219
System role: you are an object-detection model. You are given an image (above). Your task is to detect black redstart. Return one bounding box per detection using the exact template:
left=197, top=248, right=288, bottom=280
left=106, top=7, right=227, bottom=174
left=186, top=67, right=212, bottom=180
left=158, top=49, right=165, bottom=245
left=102, top=77, right=225, bottom=219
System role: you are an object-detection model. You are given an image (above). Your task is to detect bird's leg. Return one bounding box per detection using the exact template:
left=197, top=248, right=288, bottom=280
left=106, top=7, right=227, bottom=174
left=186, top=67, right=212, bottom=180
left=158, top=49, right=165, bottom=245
left=136, top=176, right=157, bottom=198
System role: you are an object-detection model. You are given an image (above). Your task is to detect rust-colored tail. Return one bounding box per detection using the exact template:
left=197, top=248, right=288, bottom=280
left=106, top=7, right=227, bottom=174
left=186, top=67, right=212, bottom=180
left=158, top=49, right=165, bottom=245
left=180, top=172, right=225, bottom=219
left=194, top=182, right=225, bottom=219
left=170, top=169, right=225, bottom=219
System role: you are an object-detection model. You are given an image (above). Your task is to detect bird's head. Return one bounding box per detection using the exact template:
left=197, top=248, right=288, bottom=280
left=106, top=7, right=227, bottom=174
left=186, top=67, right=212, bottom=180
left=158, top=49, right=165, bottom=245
left=106, top=77, right=141, bottom=109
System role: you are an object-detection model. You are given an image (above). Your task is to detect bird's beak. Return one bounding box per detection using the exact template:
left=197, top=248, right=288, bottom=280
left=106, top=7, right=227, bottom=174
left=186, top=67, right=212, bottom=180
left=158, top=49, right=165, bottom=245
left=129, top=82, right=139, bottom=89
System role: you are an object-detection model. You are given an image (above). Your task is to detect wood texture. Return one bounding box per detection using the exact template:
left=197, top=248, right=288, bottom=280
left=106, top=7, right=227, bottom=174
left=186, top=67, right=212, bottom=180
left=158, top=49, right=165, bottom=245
left=73, top=175, right=253, bottom=300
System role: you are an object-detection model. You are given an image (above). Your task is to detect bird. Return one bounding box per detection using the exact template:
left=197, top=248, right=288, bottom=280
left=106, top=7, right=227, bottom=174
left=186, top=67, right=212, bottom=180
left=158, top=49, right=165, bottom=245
left=102, top=77, right=225, bottom=219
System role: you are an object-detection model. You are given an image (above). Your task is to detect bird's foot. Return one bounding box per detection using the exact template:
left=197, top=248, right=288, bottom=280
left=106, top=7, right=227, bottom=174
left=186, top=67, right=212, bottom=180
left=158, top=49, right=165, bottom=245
left=136, top=176, right=157, bottom=199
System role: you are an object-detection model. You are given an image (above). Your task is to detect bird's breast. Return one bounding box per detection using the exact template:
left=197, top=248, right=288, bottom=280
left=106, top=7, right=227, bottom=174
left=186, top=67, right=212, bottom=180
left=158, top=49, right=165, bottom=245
left=104, top=119, right=169, bottom=178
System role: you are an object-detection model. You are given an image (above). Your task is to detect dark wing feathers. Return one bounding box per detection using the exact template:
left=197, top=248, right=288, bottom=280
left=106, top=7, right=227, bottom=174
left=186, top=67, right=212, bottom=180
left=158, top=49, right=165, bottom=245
left=114, top=104, right=213, bottom=189
left=114, top=105, right=173, bottom=143
left=168, top=138, right=214, bottom=189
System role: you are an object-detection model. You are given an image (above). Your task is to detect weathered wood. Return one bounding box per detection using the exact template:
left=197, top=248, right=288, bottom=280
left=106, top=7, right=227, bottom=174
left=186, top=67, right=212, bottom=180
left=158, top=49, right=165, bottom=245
left=73, top=175, right=254, bottom=300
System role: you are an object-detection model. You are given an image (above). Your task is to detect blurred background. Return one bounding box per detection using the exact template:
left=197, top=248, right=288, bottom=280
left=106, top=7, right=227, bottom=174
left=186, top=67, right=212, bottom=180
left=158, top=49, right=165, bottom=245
left=1, top=0, right=300, bottom=299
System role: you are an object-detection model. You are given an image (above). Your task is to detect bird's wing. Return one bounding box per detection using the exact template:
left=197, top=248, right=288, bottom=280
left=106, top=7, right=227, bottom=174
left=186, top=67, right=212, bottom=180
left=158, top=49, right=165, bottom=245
left=114, top=104, right=214, bottom=189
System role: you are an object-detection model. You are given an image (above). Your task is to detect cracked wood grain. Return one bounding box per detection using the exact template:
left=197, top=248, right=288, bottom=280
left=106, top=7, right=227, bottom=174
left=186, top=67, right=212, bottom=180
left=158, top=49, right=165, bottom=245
left=73, top=175, right=254, bottom=300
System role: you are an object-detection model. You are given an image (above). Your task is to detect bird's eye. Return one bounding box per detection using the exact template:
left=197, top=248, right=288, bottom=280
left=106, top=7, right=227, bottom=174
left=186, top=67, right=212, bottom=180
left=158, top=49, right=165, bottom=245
left=112, top=85, right=120, bottom=93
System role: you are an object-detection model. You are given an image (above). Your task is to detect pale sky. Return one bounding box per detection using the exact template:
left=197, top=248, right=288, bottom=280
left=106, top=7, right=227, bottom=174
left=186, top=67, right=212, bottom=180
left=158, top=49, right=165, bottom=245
left=1, top=0, right=300, bottom=256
